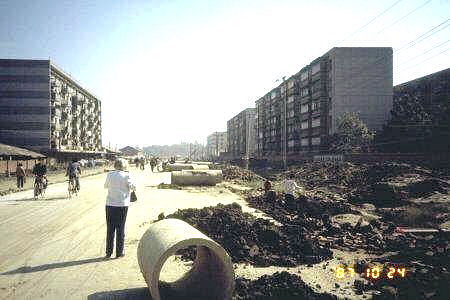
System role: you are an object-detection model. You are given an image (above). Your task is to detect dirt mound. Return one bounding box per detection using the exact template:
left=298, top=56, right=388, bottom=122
left=223, top=166, right=260, bottom=182
left=164, top=203, right=332, bottom=267
left=234, top=271, right=336, bottom=300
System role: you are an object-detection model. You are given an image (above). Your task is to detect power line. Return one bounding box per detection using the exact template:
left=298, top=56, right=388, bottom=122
left=397, top=18, right=450, bottom=52
left=342, top=0, right=404, bottom=40
left=399, top=47, right=450, bottom=71
left=377, top=0, right=433, bottom=34
left=397, top=39, right=449, bottom=67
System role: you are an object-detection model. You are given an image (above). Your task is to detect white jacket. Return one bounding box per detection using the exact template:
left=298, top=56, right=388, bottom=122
left=104, top=170, right=136, bottom=207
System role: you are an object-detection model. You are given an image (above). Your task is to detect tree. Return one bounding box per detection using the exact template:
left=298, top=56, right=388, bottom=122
left=330, top=112, right=374, bottom=153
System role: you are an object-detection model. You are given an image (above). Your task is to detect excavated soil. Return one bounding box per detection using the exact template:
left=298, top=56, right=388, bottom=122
left=163, top=203, right=332, bottom=267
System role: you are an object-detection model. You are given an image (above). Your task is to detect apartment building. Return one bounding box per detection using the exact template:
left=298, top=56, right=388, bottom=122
left=227, top=108, right=256, bottom=160
left=394, top=68, right=449, bottom=104
left=206, top=131, right=228, bottom=158
left=0, top=59, right=102, bottom=154
left=256, top=47, right=393, bottom=160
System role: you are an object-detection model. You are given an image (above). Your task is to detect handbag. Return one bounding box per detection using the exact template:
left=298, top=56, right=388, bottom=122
left=130, top=190, right=137, bottom=202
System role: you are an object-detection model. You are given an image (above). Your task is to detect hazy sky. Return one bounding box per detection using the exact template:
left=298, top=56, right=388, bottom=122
left=1, top=0, right=449, bottom=148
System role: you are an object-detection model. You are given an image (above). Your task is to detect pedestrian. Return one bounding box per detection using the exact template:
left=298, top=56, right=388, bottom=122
left=104, top=159, right=136, bottom=259
left=16, top=163, right=26, bottom=189
left=140, top=157, right=145, bottom=170
left=150, top=157, right=157, bottom=172
left=282, top=174, right=301, bottom=207
left=264, top=179, right=275, bottom=202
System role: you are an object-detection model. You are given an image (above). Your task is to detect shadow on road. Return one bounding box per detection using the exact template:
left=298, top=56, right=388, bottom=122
left=88, top=287, right=150, bottom=300
left=11, top=196, right=68, bottom=202
left=1, top=257, right=106, bottom=275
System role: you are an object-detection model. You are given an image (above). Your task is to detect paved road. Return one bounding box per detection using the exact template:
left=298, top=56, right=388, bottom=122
left=0, top=168, right=243, bottom=300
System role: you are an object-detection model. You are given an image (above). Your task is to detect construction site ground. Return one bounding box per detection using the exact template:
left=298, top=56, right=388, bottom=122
left=0, top=166, right=379, bottom=300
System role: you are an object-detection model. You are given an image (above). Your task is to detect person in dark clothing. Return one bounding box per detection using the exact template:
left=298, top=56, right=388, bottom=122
left=16, top=163, right=26, bottom=189
left=32, top=158, right=47, bottom=189
left=150, top=157, right=157, bottom=172
left=66, top=159, right=82, bottom=191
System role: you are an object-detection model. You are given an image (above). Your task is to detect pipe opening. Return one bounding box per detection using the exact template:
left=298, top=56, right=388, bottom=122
left=159, top=245, right=231, bottom=300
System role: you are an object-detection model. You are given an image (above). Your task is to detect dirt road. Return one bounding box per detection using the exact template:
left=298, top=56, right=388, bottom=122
left=0, top=168, right=246, bottom=300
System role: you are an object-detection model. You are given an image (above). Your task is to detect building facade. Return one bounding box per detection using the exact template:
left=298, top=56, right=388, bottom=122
left=227, top=108, right=256, bottom=159
left=0, top=59, right=102, bottom=154
left=206, top=131, right=228, bottom=158
left=256, top=47, right=393, bottom=160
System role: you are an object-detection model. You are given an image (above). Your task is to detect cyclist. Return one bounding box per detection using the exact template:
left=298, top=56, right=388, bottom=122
left=32, top=158, right=48, bottom=191
left=66, top=158, right=82, bottom=192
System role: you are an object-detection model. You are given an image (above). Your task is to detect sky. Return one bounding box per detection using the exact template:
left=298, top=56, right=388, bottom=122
left=0, top=0, right=449, bottom=148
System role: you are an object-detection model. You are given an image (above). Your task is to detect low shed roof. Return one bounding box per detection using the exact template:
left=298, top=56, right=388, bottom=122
left=0, top=143, right=46, bottom=159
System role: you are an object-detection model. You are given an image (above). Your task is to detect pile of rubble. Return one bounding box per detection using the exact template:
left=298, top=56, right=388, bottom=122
left=223, top=166, right=261, bottom=182
left=281, top=162, right=448, bottom=207
left=163, top=203, right=332, bottom=266
left=246, top=193, right=394, bottom=254
left=350, top=230, right=450, bottom=299
left=234, top=272, right=336, bottom=300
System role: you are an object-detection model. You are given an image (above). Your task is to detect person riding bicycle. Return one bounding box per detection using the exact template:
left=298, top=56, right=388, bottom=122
left=66, top=159, right=82, bottom=191
left=32, top=158, right=48, bottom=189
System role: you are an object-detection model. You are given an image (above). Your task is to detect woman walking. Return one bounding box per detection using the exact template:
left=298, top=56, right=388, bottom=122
left=104, top=159, right=136, bottom=259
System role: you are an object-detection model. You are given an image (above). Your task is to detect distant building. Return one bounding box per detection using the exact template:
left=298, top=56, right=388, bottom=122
left=119, top=146, right=143, bottom=157
left=227, top=108, right=256, bottom=160
left=0, top=59, right=102, bottom=156
left=256, top=47, right=393, bottom=160
left=206, top=132, right=227, bottom=158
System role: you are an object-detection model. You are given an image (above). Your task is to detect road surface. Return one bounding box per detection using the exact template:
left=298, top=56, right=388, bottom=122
left=0, top=168, right=244, bottom=300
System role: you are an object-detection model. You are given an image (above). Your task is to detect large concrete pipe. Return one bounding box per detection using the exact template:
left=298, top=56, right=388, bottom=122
left=137, top=218, right=235, bottom=300
left=171, top=170, right=223, bottom=186
left=164, top=163, right=195, bottom=171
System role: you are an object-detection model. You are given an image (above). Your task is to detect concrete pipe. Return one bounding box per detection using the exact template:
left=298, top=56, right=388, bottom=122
left=191, top=164, right=209, bottom=170
left=165, top=163, right=195, bottom=172
left=171, top=170, right=223, bottom=186
left=137, top=218, right=235, bottom=300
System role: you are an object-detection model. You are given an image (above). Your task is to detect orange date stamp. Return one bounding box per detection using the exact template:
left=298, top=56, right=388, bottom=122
left=335, top=266, right=407, bottom=279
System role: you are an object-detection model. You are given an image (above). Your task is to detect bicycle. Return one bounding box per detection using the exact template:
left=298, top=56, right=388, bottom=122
left=34, top=176, right=46, bottom=200
left=68, top=176, right=78, bottom=198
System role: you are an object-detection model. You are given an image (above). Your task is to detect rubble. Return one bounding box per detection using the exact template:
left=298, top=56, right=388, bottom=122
left=223, top=165, right=261, bottom=182
left=233, top=272, right=336, bottom=300
left=163, top=203, right=332, bottom=267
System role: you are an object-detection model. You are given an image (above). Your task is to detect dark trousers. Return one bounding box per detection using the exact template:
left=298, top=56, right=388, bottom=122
left=17, top=176, right=24, bottom=188
left=105, top=205, right=128, bottom=256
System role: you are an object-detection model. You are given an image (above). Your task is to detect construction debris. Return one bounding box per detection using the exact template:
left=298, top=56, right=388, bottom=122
left=223, top=165, right=262, bottom=182
left=233, top=272, right=336, bottom=300
left=163, top=203, right=332, bottom=267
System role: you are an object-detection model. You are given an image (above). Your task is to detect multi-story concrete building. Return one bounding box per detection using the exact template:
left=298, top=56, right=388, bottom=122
left=256, top=47, right=393, bottom=160
left=206, top=131, right=228, bottom=158
left=394, top=68, right=449, bottom=104
left=227, top=108, right=256, bottom=160
left=0, top=59, right=102, bottom=155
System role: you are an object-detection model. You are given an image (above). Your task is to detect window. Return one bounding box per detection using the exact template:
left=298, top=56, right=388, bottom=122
left=311, top=63, right=320, bottom=74
left=301, top=121, right=309, bottom=129
left=300, top=72, right=308, bottom=81
left=312, top=117, right=320, bottom=127
left=288, top=140, right=295, bottom=147
left=301, top=88, right=309, bottom=97
left=312, top=137, right=321, bottom=145
left=312, top=101, right=320, bottom=111
left=288, top=96, right=294, bottom=103
left=301, top=138, right=309, bottom=146
left=301, top=104, right=309, bottom=113
left=288, top=80, right=295, bottom=88
left=271, top=91, right=277, bottom=99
